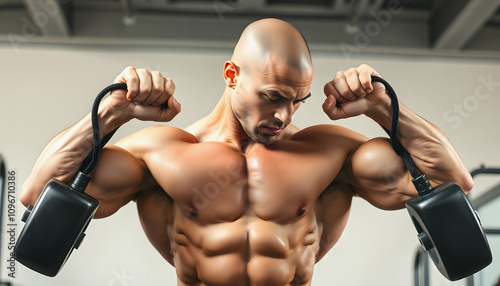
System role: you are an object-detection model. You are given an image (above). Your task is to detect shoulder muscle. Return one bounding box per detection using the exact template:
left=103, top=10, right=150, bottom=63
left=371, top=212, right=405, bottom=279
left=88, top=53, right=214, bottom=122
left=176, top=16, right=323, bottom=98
left=115, top=125, right=197, bottom=160
left=292, top=124, right=368, bottom=152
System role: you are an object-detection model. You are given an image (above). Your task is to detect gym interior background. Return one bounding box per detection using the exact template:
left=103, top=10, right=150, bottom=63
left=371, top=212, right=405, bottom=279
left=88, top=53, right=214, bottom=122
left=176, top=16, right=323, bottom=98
left=1, top=0, right=500, bottom=285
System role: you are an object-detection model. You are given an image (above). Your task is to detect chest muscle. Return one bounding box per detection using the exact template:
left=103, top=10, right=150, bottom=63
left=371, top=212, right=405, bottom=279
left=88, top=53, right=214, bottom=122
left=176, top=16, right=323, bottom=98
left=146, top=141, right=344, bottom=222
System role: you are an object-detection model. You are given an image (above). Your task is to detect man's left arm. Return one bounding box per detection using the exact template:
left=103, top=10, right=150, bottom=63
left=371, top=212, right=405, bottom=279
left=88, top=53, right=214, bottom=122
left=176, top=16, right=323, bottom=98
left=322, top=64, right=473, bottom=210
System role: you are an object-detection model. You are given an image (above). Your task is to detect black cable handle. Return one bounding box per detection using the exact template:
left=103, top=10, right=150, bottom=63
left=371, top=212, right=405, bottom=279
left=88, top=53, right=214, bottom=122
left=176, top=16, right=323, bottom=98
left=371, top=76, right=433, bottom=195
left=71, top=83, right=128, bottom=193
left=80, top=83, right=127, bottom=174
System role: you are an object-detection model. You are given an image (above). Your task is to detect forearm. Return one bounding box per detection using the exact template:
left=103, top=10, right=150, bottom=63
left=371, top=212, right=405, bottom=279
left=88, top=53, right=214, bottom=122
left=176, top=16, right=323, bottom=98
left=366, top=102, right=473, bottom=191
left=20, top=102, right=128, bottom=206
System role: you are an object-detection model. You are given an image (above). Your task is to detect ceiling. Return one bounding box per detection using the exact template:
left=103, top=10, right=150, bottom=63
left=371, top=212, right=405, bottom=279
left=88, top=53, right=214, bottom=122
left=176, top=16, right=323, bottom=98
left=1, top=0, right=500, bottom=59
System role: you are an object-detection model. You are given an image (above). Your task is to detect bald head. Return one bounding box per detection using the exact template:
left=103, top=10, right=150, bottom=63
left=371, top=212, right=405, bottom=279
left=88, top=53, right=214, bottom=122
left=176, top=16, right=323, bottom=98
left=223, top=19, right=313, bottom=145
left=231, top=18, right=312, bottom=75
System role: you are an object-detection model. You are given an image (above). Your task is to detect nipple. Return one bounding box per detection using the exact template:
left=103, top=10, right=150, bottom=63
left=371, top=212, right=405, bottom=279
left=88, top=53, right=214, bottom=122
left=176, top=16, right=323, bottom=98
left=297, top=206, right=307, bottom=216
left=188, top=206, right=198, bottom=217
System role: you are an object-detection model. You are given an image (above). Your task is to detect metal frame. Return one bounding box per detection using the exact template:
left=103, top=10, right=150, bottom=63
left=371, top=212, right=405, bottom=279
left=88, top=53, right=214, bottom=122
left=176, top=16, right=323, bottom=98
left=431, top=0, right=500, bottom=50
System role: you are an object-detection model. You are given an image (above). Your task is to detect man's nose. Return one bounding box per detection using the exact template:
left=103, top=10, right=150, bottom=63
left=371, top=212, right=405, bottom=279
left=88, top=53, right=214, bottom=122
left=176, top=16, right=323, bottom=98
left=274, top=104, right=293, bottom=126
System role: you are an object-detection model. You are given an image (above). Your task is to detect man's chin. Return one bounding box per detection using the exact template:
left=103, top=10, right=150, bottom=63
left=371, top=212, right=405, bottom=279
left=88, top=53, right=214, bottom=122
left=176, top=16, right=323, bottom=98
left=254, top=133, right=279, bottom=146
left=245, top=126, right=282, bottom=145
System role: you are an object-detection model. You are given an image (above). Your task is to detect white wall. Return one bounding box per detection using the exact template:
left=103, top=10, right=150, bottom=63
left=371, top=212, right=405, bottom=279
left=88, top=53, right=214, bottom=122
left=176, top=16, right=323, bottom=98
left=0, top=42, right=499, bottom=286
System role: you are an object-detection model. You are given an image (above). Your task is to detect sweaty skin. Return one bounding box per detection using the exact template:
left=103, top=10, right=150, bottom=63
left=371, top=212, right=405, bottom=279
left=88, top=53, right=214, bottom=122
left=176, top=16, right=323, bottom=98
left=21, top=19, right=473, bottom=286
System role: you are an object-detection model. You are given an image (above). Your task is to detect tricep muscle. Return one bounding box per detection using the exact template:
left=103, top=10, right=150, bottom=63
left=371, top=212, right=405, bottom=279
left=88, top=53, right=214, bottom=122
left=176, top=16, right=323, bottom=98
left=88, top=145, right=146, bottom=218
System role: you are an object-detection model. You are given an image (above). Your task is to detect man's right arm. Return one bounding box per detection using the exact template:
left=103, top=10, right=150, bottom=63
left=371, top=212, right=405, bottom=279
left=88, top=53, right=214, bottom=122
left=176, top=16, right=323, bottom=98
left=20, top=66, right=181, bottom=217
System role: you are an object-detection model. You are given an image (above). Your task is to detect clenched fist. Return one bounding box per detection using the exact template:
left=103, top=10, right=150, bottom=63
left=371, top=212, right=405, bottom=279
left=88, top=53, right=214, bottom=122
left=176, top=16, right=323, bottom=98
left=322, top=64, right=389, bottom=120
left=105, top=66, right=181, bottom=123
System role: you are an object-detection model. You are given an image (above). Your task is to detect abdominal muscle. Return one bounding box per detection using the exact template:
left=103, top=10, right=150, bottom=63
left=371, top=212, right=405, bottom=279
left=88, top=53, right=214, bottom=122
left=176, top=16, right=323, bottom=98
left=133, top=129, right=347, bottom=286
left=171, top=207, right=319, bottom=286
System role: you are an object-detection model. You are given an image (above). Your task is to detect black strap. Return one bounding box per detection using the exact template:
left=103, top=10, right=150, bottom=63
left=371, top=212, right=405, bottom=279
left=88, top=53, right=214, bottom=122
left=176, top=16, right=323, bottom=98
left=80, top=83, right=128, bottom=174
left=370, top=76, right=420, bottom=179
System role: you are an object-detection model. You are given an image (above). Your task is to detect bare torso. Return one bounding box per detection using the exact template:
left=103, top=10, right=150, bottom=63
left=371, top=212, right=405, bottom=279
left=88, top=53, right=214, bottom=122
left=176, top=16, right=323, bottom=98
left=19, top=57, right=467, bottom=285
left=121, top=124, right=358, bottom=286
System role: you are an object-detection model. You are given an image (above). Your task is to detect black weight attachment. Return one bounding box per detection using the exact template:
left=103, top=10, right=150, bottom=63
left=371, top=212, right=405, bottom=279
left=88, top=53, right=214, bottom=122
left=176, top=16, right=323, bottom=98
left=14, top=175, right=98, bottom=277
left=14, top=83, right=128, bottom=277
left=371, top=76, right=492, bottom=281
left=407, top=181, right=491, bottom=280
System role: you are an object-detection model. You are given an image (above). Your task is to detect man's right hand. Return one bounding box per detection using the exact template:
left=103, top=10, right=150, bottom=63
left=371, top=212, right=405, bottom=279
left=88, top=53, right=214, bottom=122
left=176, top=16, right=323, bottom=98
left=106, top=66, right=181, bottom=123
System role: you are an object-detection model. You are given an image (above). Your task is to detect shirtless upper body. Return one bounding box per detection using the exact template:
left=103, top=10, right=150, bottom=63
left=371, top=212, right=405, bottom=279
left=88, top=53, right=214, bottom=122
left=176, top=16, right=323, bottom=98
left=20, top=19, right=473, bottom=286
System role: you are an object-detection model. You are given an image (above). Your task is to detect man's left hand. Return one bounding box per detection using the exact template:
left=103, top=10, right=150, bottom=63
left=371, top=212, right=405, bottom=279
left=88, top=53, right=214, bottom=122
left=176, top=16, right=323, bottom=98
left=322, top=64, right=389, bottom=120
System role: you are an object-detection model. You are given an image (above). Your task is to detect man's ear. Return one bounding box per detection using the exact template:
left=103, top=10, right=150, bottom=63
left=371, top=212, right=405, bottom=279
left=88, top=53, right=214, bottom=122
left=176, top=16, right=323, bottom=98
left=223, top=61, right=239, bottom=89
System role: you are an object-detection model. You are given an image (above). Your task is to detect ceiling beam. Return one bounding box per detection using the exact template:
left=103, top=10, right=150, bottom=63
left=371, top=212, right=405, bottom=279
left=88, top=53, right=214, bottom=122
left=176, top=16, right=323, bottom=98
left=351, top=0, right=370, bottom=23
left=23, top=0, right=72, bottom=37
left=1, top=6, right=500, bottom=59
left=371, top=0, right=385, bottom=12
left=352, top=0, right=386, bottom=21
left=332, top=0, right=355, bottom=14
left=462, top=24, right=500, bottom=51
left=119, top=0, right=135, bottom=25
left=431, top=0, right=500, bottom=50
left=119, top=0, right=132, bottom=18
left=237, top=0, right=266, bottom=11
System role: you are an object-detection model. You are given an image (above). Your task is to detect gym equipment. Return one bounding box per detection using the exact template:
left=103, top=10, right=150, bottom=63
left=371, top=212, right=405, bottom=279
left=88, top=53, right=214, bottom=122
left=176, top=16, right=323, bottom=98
left=14, top=83, right=128, bottom=277
left=371, top=76, right=492, bottom=281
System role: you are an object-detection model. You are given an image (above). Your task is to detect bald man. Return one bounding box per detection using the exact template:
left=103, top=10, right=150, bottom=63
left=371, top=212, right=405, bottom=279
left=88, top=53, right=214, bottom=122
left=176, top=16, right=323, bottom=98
left=21, top=19, right=472, bottom=285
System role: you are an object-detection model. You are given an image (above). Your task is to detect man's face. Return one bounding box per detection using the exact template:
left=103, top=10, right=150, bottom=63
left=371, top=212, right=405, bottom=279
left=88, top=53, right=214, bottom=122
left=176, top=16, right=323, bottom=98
left=231, top=62, right=312, bottom=145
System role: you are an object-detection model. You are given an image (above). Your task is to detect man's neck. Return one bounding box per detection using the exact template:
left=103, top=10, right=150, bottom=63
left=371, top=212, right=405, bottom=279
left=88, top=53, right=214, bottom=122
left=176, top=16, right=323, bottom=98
left=185, top=88, right=249, bottom=150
